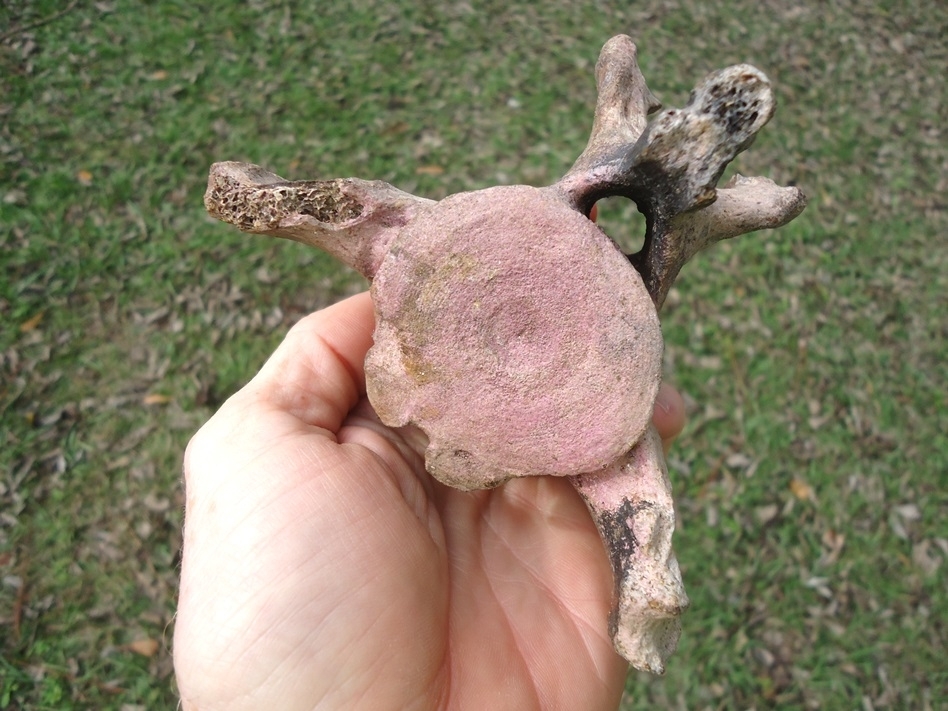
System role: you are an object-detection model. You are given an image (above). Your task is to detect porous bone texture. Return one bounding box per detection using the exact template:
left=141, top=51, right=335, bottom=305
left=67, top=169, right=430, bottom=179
left=367, top=185, right=663, bottom=490
left=204, top=161, right=434, bottom=279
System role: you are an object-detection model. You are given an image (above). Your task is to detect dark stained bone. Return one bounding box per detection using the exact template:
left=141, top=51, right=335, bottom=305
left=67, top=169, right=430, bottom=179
left=557, top=35, right=807, bottom=308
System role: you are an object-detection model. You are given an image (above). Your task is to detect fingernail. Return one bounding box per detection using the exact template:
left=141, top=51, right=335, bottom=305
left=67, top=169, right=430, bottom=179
left=654, top=389, right=670, bottom=413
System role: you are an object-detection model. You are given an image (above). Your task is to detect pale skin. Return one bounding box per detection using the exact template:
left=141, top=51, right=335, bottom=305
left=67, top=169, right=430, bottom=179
left=174, top=290, right=686, bottom=711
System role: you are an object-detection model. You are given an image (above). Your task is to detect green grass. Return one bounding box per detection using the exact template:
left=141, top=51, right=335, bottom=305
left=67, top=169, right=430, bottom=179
left=1, top=0, right=945, bottom=708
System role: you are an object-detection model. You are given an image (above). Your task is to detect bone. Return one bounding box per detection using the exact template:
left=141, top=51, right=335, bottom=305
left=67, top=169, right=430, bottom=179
left=634, top=173, right=807, bottom=308
left=557, top=38, right=807, bottom=308
left=204, top=161, right=434, bottom=279
left=203, top=35, right=807, bottom=676
left=559, top=38, right=805, bottom=672
left=566, top=34, right=661, bottom=186
left=570, top=426, right=688, bottom=675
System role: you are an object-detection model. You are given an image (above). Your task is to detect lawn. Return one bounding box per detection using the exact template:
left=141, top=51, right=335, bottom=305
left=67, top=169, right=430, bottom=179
left=1, top=0, right=945, bottom=709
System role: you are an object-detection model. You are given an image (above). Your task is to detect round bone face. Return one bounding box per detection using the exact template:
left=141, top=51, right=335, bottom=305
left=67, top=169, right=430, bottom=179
left=366, top=185, right=663, bottom=490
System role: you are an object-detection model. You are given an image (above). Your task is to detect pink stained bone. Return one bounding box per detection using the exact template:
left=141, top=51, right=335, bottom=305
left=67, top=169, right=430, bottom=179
left=203, top=35, right=806, bottom=673
left=367, top=185, right=662, bottom=489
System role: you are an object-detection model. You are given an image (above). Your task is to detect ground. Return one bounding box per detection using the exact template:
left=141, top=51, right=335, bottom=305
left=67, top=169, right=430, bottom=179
left=1, top=1, right=945, bottom=709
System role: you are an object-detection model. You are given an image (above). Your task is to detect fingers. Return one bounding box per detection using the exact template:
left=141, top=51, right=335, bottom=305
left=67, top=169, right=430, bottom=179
left=652, top=382, right=686, bottom=452
left=237, top=291, right=376, bottom=432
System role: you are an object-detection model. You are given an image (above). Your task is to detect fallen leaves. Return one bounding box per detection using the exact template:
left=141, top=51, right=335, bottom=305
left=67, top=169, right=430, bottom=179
left=889, top=502, right=921, bottom=541
left=126, top=638, right=160, bottom=657
left=141, top=393, right=171, bottom=406
left=755, top=503, right=780, bottom=526
left=820, top=528, right=846, bottom=566
left=789, top=477, right=816, bottom=502
left=911, top=540, right=942, bottom=577
left=19, top=312, right=43, bottom=332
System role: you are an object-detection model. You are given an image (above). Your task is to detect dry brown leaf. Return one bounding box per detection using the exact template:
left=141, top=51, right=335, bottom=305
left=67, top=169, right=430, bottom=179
left=789, top=477, right=815, bottom=501
left=893, top=503, right=921, bottom=521
left=382, top=121, right=410, bottom=136
left=726, top=452, right=753, bottom=469
left=911, top=540, right=942, bottom=577
left=820, top=529, right=846, bottom=565
left=755, top=504, right=780, bottom=525
left=107, top=455, right=132, bottom=471
left=19, top=312, right=44, bottom=332
left=127, top=638, right=160, bottom=657
left=142, top=393, right=171, bottom=406
left=149, top=70, right=168, bottom=80
left=415, top=164, right=445, bottom=175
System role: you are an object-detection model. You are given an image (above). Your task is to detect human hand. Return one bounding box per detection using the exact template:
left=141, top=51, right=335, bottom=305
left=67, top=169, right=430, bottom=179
left=174, top=291, right=686, bottom=710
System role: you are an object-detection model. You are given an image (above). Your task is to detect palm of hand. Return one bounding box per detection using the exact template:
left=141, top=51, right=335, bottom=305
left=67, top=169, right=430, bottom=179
left=175, top=293, right=681, bottom=710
